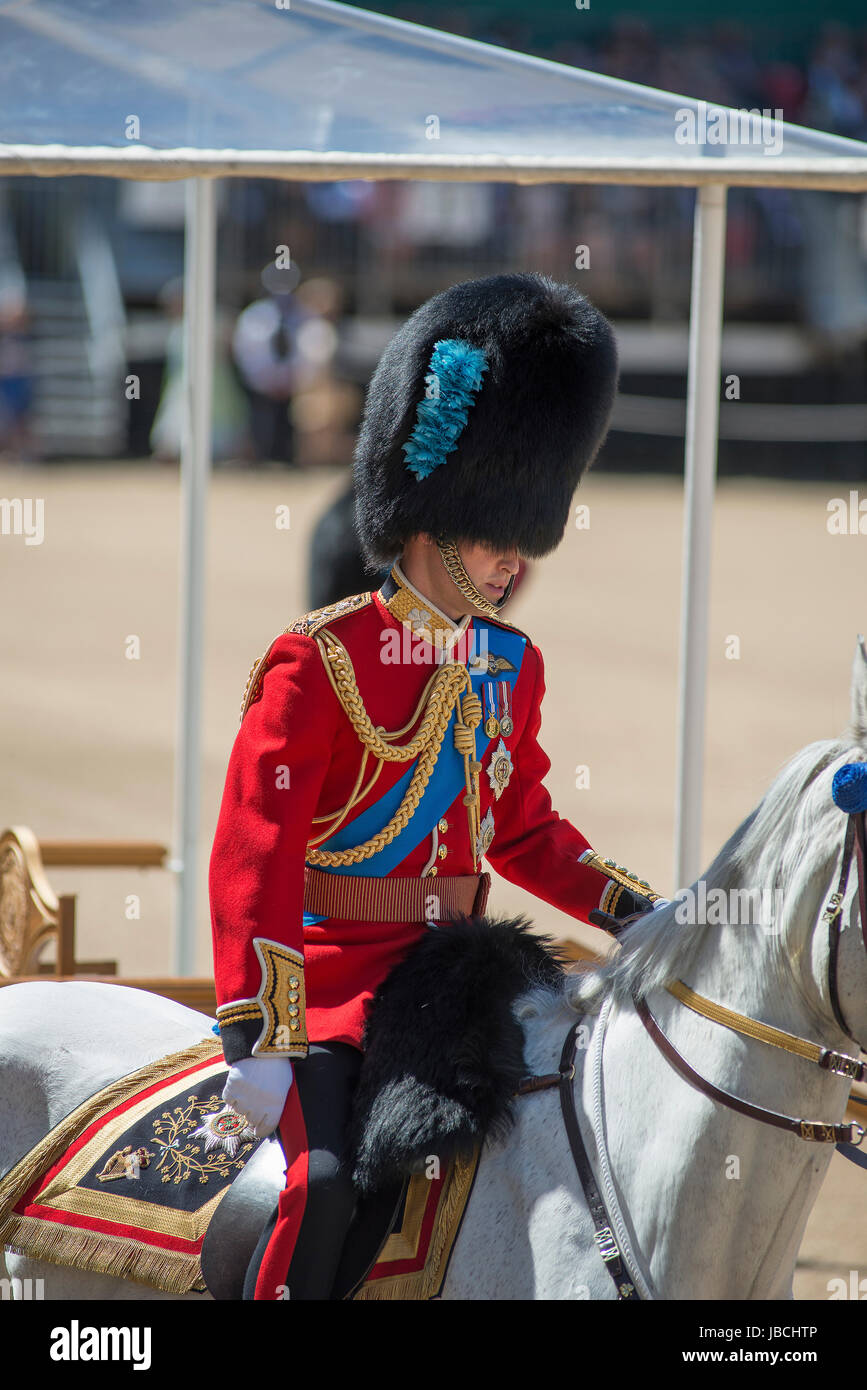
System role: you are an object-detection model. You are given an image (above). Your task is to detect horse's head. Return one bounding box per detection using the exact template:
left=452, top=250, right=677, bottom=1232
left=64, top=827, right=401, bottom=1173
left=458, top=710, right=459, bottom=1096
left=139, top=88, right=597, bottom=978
left=570, top=636, right=867, bottom=1051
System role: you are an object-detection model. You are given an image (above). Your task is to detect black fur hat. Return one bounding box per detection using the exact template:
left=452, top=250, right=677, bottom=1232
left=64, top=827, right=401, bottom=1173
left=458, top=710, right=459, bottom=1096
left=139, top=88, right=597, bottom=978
left=352, top=272, right=619, bottom=570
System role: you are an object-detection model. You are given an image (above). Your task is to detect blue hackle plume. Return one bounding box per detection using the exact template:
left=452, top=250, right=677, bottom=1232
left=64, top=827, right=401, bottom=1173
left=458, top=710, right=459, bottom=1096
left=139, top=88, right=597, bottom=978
left=832, top=762, right=867, bottom=813
left=402, top=338, right=488, bottom=480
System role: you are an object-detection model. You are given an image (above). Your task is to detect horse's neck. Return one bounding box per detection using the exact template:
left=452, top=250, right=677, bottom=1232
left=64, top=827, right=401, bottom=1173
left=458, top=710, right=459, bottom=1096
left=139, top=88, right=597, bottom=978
left=670, top=910, right=812, bottom=1035
left=672, top=876, right=852, bottom=1052
left=599, top=911, right=851, bottom=1299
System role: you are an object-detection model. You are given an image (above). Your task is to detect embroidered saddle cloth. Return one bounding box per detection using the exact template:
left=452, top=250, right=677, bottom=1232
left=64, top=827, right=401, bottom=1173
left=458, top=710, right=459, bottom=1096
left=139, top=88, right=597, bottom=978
left=0, top=916, right=558, bottom=1298
left=0, top=1039, right=259, bottom=1294
left=0, top=1035, right=479, bottom=1299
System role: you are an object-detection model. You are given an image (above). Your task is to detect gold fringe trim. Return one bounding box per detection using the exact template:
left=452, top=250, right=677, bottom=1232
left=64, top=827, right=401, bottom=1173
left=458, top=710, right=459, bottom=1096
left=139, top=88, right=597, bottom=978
left=2, top=1214, right=207, bottom=1294
left=354, top=1147, right=479, bottom=1301
left=0, top=1038, right=221, bottom=1237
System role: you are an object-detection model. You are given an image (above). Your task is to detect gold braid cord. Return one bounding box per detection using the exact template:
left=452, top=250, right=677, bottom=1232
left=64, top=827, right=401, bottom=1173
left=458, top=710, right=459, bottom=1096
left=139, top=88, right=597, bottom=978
left=437, top=539, right=514, bottom=620
left=305, top=628, right=483, bottom=871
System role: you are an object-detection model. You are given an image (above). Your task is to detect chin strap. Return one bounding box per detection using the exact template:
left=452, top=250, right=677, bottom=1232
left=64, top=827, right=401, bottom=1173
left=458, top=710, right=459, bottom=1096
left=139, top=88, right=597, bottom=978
left=436, top=538, right=516, bottom=619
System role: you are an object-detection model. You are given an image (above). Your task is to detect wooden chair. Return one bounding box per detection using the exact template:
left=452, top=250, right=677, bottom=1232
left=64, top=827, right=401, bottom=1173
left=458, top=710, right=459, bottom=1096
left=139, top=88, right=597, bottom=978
left=0, top=827, right=216, bottom=1014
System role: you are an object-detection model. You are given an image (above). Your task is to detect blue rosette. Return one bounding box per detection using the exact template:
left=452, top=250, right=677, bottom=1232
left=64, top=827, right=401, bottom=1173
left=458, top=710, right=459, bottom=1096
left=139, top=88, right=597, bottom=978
left=832, top=762, right=867, bottom=813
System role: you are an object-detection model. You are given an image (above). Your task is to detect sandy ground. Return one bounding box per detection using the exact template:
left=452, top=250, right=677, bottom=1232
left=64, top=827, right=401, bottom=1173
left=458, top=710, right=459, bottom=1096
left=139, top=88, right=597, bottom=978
left=1, top=458, right=865, bottom=1299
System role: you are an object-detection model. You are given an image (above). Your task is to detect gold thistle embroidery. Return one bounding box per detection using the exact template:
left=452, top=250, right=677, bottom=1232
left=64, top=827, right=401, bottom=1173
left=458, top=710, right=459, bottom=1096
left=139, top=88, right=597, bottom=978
left=252, top=938, right=308, bottom=1056
left=151, top=1092, right=256, bottom=1185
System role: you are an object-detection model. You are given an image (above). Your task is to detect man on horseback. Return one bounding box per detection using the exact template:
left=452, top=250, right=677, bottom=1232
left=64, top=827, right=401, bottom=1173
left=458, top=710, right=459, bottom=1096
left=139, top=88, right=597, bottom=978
left=208, top=272, right=666, bottom=1300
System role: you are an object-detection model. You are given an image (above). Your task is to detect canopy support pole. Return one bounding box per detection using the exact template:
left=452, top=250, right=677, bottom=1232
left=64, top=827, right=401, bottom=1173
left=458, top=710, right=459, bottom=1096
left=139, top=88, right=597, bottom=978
left=171, top=176, right=216, bottom=975
left=674, top=182, right=728, bottom=892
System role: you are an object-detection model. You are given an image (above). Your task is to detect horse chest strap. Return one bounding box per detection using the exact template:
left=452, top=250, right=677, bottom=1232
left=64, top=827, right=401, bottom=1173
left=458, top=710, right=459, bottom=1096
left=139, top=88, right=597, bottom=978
left=556, top=1020, right=641, bottom=1302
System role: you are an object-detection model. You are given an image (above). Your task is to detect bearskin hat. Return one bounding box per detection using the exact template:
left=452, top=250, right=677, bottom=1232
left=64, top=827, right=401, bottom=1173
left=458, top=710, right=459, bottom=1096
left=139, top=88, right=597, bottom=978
left=352, top=272, right=619, bottom=570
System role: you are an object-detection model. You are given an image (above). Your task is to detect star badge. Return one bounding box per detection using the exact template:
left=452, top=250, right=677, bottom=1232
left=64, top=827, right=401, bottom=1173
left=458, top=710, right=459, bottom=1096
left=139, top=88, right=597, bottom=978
left=192, top=1106, right=256, bottom=1157
left=486, top=739, right=514, bottom=801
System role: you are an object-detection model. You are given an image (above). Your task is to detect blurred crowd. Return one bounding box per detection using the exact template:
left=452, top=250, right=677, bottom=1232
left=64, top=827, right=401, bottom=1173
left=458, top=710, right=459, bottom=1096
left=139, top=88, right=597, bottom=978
left=401, top=13, right=867, bottom=142
left=1, top=15, right=866, bottom=465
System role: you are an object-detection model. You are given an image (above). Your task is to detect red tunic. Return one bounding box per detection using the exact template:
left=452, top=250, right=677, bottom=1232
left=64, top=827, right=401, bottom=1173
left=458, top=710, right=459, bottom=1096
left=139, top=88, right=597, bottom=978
left=208, top=580, right=661, bottom=1058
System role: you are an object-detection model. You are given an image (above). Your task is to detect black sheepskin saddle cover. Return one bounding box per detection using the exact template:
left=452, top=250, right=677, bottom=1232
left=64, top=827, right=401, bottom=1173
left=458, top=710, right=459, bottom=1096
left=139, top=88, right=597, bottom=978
left=347, top=913, right=565, bottom=1195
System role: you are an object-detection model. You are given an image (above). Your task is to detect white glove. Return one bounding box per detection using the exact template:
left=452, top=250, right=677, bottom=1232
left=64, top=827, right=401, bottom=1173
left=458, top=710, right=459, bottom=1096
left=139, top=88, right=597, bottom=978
left=222, top=1055, right=294, bottom=1138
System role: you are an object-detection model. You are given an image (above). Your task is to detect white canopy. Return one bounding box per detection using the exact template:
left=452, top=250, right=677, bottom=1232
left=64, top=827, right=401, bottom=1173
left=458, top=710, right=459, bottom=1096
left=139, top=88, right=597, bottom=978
left=3, top=0, right=866, bottom=969
left=2, top=0, right=866, bottom=184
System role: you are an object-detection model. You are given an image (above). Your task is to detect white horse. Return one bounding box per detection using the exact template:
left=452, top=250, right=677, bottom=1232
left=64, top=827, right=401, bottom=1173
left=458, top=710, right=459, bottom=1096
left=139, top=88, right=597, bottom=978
left=2, top=639, right=866, bottom=1300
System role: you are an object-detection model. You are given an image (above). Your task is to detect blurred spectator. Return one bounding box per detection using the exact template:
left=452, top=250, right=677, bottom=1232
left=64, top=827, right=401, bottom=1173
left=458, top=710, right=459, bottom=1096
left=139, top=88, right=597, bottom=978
left=0, top=296, right=34, bottom=461
left=802, top=23, right=866, bottom=139
left=150, top=277, right=248, bottom=464
left=232, top=282, right=336, bottom=466
left=289, top=278, right=360, bottom=468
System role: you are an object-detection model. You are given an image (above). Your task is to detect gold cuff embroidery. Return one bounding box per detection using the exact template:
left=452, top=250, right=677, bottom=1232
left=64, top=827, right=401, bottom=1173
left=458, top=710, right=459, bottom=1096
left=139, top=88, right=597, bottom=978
left=215, top=1000, right=261, bottom=1026
left=218, top=940, right=308, bottom=1058
left=578, top=849, right=662, bottom=913
left=251, top=938, right=308, bottom=1057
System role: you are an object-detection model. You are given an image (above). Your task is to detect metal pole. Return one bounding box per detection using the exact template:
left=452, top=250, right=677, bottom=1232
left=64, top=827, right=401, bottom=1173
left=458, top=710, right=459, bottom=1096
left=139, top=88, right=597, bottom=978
left=674, top=182, right=727, bottom=891
left=171, top=176, right=217, bottom=974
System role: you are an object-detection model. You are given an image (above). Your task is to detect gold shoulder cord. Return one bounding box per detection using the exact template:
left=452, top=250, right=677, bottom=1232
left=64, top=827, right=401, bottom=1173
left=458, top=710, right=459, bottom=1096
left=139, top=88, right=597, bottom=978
left=307, top=628, right=484, bottom=871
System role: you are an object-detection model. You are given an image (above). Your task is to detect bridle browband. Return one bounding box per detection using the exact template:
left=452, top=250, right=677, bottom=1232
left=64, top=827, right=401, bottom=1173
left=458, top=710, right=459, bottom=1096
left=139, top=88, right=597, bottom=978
left=825, top=811, right=867, bottom=1041
left=514, top=783, right=867, bottom=1301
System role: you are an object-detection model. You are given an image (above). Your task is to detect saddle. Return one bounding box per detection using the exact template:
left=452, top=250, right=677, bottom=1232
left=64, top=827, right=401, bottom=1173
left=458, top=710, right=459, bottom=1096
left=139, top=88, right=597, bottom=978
left=209, top=911, right=566, bottom=1299
left=0, top=914, right=564, bottom=1299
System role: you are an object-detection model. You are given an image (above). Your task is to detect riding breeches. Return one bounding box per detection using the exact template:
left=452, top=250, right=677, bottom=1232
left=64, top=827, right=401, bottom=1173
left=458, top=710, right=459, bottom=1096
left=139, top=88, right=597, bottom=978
left=243, top=1041, right=363, bottom=1301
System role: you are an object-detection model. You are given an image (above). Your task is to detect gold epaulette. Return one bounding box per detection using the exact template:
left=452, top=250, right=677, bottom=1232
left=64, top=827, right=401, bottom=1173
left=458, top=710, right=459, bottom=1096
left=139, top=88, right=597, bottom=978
left=287, top=590, right=373, bottom=638
left=239, top=591, right=372, bottom=722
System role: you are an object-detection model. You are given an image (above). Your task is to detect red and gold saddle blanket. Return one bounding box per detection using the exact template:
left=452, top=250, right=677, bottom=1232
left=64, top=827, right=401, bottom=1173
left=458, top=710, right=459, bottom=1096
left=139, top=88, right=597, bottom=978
left=0, top=1039, right=254, bottom=1294
left=354, top=1148, right=479, bottom=1300
left=0, top=1038, right=478, bottom=1298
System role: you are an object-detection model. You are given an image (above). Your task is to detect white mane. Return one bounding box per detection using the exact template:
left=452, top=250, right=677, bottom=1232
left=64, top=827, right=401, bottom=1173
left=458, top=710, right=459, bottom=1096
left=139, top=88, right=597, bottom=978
left=562, top=736, right=864, bottom=1019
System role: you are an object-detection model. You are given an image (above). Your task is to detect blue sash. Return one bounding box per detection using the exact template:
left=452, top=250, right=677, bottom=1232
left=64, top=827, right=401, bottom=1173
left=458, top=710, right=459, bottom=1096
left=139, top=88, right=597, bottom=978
left=311, top=620, right=527, bottom=878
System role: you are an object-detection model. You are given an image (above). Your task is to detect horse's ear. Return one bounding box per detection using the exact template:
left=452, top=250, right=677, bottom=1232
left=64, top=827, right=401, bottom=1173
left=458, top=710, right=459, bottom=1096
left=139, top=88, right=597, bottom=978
left=847, top=634, right=867, bottom=748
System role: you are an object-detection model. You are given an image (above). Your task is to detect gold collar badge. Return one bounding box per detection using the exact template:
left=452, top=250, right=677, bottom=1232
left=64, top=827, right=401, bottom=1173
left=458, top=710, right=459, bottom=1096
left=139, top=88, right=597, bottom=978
left=380, top=563, right=472, bottom=649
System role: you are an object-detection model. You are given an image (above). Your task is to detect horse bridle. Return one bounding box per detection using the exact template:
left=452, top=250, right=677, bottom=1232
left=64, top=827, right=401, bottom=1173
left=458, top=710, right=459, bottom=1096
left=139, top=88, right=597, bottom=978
left=824, top=809, right=867, bottom=1044
left=514, top=785, right=867, bottom=1301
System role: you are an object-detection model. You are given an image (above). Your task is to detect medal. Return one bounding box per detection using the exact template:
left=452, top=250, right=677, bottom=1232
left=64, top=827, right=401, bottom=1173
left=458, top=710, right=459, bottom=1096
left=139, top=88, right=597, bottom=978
left=475, top=807, right=496, bottom=858
left=486, top=738, right=514, bottom=800
left=499, top=680, right=513, bottom=737
left=484, top=683, right=500, bottom=739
